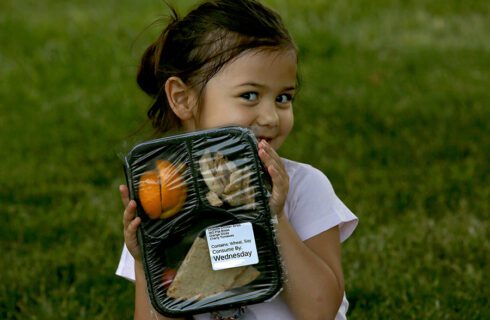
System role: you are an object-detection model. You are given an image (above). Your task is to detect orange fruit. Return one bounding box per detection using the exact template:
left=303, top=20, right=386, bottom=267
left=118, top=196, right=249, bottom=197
left=138, top=160, right=187, bottom=219
left=138, top=171, right=161, bottom=218
left=157, top=160, right=187, bottom=219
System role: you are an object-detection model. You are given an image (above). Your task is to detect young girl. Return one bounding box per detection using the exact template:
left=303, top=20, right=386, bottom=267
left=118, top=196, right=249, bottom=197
left=116, top=0, right=358, bottom=319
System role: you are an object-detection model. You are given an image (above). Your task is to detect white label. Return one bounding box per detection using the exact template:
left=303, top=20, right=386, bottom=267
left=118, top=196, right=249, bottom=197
left=205, top=222, right=259, bottom=270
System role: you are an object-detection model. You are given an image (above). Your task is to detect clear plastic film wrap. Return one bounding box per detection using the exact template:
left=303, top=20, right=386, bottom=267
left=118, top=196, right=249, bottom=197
left=123, top=126, right=283, bottom=317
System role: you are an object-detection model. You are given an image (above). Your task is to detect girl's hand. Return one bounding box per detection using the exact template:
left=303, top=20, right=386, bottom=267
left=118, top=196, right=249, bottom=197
left=258, top=140, right=289, bottom=217
left=120, top=184, right=142, bottom=262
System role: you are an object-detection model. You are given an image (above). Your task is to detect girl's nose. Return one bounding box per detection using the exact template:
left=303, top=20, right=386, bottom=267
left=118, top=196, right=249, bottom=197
left=256, top=102, right=279, bottom=127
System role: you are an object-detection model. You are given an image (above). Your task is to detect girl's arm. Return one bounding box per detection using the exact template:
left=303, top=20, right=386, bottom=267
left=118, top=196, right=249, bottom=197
left=134, top=260, right=185, bottom=320
left=121, top=186, right=185, bottom=320
left=258, top=141, right=344, bottom=320
left=277, top=219, right=343, bottom=319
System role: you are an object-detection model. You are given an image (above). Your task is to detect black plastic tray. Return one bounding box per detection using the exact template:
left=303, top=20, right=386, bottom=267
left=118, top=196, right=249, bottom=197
left=123, top=126, right=283, bottom=317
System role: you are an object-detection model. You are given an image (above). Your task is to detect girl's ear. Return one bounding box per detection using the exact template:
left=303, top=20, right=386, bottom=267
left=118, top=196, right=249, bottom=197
left=164, top=76, right=197, bottom=121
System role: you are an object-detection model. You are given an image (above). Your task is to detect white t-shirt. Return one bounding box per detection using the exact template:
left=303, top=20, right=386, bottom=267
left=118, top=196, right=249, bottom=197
left=116, top=158, right=358, bottom=319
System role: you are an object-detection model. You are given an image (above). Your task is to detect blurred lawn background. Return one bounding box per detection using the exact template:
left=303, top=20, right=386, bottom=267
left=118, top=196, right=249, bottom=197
left=1, top=0, right=489, bottom=319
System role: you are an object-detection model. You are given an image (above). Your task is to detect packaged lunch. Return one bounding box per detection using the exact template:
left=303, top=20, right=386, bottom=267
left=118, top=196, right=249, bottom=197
left=123, top=126, right=283, bottom=317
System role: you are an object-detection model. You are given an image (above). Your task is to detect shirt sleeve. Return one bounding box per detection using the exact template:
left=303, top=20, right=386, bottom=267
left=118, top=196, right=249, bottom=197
left=285, top=163, right=358, bottom=242
left=115, top=244, right=136, bottom=281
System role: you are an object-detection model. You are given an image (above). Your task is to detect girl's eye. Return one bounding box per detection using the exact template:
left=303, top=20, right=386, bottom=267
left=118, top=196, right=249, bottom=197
left=241, top=92, right=258, bottom=101
left=276, top=93, right=293, bottom=104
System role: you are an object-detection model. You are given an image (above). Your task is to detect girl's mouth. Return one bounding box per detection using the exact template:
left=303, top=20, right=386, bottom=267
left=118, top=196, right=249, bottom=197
left=249, top=127, right=273, bottom=144
left=257, top=136, right=272, bottom=144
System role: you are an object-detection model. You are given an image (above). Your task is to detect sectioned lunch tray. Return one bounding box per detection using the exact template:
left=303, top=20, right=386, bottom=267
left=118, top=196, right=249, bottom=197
left=123, top=126, right=283, bottom=317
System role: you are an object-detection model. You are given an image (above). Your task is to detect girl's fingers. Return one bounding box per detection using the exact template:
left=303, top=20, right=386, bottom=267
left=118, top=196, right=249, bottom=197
left=124, top=215, right=141, bottom=241
left=119, top=184, right=130, bottom=207
left=122, top=199, right=142, bottom=261
left=123, top=200, right=137, bottom=230
left=258, top=140, right=275, bottom=166
left=268, top=164, right=288, bottom=199
left=120, top=185, right=142, bottom=261
left=124, top=206, right=142, bottom=262
left=258, top=140, right=289, bottom=216
left=258, top=141, right=287, bottom=178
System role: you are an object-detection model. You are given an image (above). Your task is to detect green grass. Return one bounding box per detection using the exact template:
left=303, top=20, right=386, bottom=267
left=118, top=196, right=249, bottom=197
left=1, top=0, right=489, bottom=319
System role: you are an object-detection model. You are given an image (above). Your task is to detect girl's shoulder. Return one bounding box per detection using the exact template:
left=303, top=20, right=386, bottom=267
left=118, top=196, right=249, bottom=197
left=281, top=157, right=358, bottom=242
left=282, top=158, right=334, bottom=191
left=282, top=157, right=312, bottom=173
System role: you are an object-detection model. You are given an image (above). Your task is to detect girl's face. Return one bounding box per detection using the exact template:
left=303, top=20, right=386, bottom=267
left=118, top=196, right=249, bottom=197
left=187, top=49, right=297, bottom=151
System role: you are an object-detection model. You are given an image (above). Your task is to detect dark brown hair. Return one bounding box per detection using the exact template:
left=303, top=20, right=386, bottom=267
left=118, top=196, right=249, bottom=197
left=137, top=0, right=296, bottom=133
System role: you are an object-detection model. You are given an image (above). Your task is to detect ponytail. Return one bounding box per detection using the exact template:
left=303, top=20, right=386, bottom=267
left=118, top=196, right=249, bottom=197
left=137, top=8, right=181, bottom=133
